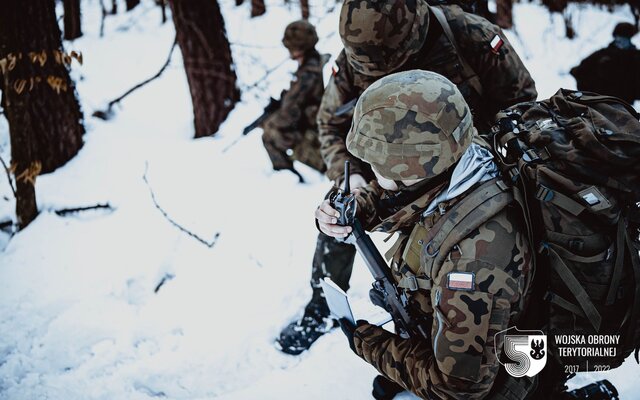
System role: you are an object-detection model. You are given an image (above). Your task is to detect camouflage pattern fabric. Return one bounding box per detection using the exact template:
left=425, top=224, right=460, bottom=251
left=347, top=177, right=532, bottom=400
left=339, top=0, right=430, bottom=77
left=318, top=3, right=537, bottom=183
left=262, top=50, right=325, bottom=172
left=283, top=20, right=318, bottom=53
left=310, top=233, right=357, bottom=294
left=346, top=70, right=474, bottom=181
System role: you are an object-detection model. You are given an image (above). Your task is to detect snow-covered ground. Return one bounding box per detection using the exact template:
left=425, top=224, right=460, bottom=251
left=1, top=0, right=639, bottom=399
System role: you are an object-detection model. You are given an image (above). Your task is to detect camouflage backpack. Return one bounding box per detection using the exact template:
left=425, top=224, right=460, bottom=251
left=488, top=89, right=640, bottom=370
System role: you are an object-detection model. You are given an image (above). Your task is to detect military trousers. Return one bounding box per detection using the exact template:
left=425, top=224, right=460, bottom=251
left=310, top=233, right=357, bottom=295
left=262, top=116, right=325, bottom=173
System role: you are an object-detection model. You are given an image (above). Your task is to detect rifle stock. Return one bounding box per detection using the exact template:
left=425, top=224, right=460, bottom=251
left=243, top=97, right=282, bottom=135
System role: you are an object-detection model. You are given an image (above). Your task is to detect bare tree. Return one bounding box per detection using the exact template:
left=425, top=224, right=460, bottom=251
left=63, top=0, right=82, bottom=40
left=126, top=0, right=140, bottom=11
left=0, top=0, right=85, bottom=228
left=169, top=0, right=240, bottom=137
left=300, top=0, right=309, bottom=19
left=251, top=0, right=266, bottom=17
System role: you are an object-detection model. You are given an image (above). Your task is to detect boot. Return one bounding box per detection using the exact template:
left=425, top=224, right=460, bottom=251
left=276, top=294, right=337, bottom=355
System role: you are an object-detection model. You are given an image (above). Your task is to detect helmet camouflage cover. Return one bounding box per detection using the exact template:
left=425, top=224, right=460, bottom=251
left=282, top=20, right=319, bottom=53
left=346, top=70, right=474, bottom=181
left=339, top=0, right=430, bottom=77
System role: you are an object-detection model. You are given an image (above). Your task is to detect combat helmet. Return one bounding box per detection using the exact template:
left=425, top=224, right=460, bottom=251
left=339, top=0, right=430, bottom=77
left=612, top=22, right=638, bottom=39
left=282, top=20, right=319, bottom=53
left=346, top=70, right=474, bottom=180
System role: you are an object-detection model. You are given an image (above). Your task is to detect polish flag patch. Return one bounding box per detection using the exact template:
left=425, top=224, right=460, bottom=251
left=331, top=60, right=340, bottom=76
left=447, top=272, right=475, bottom=291
left=490, top=34, right=504, bottom=54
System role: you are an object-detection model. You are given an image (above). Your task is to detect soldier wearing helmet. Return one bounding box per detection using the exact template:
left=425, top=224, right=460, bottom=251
left=260, top=20, right=326, bottom=182
left=315, top=70, right=533, bottom=399
left=277, top=0, right=536, bottom=358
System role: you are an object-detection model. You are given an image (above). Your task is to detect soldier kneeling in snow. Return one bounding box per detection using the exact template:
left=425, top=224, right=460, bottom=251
left=315, top=70, right=535, bottom=399
left=260, top=20, right=327, bottom=182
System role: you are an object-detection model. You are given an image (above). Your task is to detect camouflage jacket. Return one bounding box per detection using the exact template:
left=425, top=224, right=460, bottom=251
left=267, top=50, right=325, bottom=132
left=317, top=5, right=537, bottom=182
left=347, top=178, right=532, bottom=399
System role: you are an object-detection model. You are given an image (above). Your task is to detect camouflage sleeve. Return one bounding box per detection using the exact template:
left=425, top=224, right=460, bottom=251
left=460, top=14, right=538, bottom=115
left=317, top=55, right=368, bottom=182
left=267, top=63, right=321, bottom=130
left=353, top=208, right=531, bottom=399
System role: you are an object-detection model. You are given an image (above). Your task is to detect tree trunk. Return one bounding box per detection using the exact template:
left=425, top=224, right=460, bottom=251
left=126, top=0, right=140, bottom=11
left=251, top=0, right=266, bottom=17
left=300, top=0, right=309, bottom=19
left=169, top=0, right=240, bottom=137
left=63, top=0, right=82, bottom=40
left=111, top=0, right=118, bottom=14
left=0, top=0, right=85, bottom=228
left=495, top=0, right=513, bottom=29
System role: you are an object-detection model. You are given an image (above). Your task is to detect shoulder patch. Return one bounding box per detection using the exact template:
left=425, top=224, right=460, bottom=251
left=447, top=272, right=475, bottom=291
left=490, top=34, right=504, bottom=54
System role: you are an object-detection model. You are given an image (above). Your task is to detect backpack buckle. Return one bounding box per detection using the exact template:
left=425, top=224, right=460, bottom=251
left=536, top=185, right=554, bottom=202
left=523, top=149, right=541, bottom=163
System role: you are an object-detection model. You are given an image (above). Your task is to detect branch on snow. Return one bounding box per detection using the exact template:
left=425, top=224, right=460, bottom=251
left=142, top=163, right=220, bottom=248
left=93, top=36, right=177, bottom=120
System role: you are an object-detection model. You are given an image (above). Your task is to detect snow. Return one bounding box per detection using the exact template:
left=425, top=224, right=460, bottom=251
left=0, top=1, right=639, bottom=399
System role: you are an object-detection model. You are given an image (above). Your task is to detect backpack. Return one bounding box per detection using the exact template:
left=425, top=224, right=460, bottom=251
left=487, top=89, right=640, bottom=370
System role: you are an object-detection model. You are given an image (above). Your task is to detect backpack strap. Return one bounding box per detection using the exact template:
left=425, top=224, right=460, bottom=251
left=419, top=178, right=513, bottom=277
left=544, top=243, right=603, bottom=332
left=430, top=6, right=484, bottom=98
left=624, top=227, right=640, bottom=363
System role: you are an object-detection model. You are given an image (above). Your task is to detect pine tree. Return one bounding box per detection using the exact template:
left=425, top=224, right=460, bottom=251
left=169, top=0, right=240, bottom=137
left=0, top=0, right=85, bottom=228
left=63, top=0, right=82, bottom=40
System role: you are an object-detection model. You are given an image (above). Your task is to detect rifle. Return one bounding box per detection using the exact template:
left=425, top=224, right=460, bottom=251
left=242, top=97, right=282, bottom=135
left=330, top=161, right=430, bottom=339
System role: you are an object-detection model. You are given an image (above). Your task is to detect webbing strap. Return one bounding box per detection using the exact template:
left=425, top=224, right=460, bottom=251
left=547, top=246, right=602, bottom=331
left=430, top=6, right=483, bottom=97
left=606, top=219, right=627, bottom=305
left=548, top=242, right=612, bottom=264
left=421, top=180, right=513, bottom=277
left=398, top=275, right=433, bottom=291
left=547, top=291, right=587, bottom=318
left=624, top=230, right=640, bottom=363
left=430, top=179, right=507, bottom=252
left=536, top=185, right=586, bottom=216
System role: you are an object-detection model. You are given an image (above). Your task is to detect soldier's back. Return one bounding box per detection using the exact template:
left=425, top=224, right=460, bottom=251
left=571, top=44, right=640, bottom=104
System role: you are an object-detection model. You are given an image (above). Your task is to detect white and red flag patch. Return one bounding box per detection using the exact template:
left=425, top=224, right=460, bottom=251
left=490, top=34, right=504, bottom=54
left=447, top=272, right=475, bottom=291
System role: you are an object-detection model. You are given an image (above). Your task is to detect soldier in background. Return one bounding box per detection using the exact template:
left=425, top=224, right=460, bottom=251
left=316, top=70, right=533, bottom=400
left=261, top=20, right=326, bottom=182
left=276, top=0, right=537, bottom=358
left=570, top=22, right=640, bottom=105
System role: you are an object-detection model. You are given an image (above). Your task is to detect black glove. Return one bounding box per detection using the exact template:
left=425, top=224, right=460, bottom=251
left=338, top=318, right=368, bottom=354
left=372, top=375, right=405, bottom=400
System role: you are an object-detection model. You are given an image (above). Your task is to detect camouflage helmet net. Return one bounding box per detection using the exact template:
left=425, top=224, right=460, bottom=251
left=339, top=0, right=430, bottom=77
left=282, top=20, right=319, bottom=53
left=346, top=70, right=474, bottom=181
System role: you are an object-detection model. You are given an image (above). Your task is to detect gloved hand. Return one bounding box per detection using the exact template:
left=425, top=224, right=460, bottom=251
left=372, top=375, right=405, bottom=400
left=338, top=318, right=368, bottom=354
